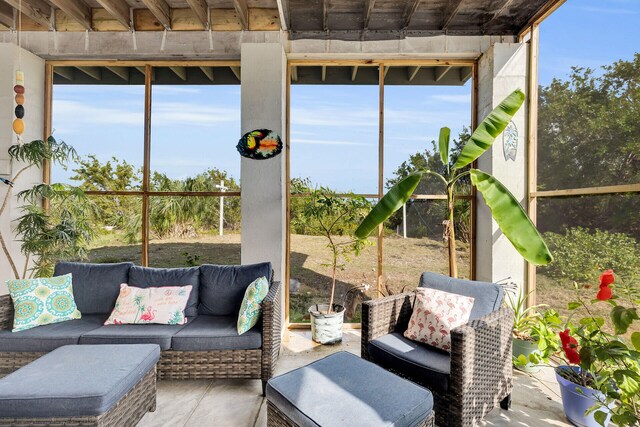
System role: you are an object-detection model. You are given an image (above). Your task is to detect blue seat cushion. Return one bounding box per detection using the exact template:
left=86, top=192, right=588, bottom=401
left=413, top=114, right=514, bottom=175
left=54, top=262, right=133, bottom=314
left=0, top=344, right=160, bottom=417
left=172, top=315, right=262, bottom=351
left=368, top=332, right=451, bottom=393
left=0, top=315, right=107, bottom=352
left=267, top=351, right=433, bottom=427
left=128, top=266, right=200, bottom=317
left=419, top=272, right=504, bottom=320
left=79, top=322, right=189, bottom=350
left=199, top=263, right=272, bottom=316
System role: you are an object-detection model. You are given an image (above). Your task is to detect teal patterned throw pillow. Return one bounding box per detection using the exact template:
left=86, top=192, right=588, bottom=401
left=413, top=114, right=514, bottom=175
left=7, top=274, right=81, bottom=332
left=237, top=276, right=269, bottom=335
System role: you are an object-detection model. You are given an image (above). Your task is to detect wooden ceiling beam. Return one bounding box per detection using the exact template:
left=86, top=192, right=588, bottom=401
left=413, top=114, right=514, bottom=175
left=276, top=0, right=290, bottom=31
left=95, top=0, right=131, bottom=30
left=291, top=66, right=297, bottom=82
left=460, top=67, right=473, bottom=83
left=169, top=66, right=187, bottom=81
left=230, top=66, right=241, bottom=81
left=200, top=66, right=214, bottom=81
left=351, top=66, right=358, bottom=81
left=434, top=66, right=451, bottom=82
left=186, top=0, right=209, bottom=29
left=401, top=0, right=421, bottom=29
left=482, top=0, right=517, bottom=30
left=3, top=0, right=51, bottom=28
left=49, top=0, right=92, bottom=30
left=141, top=0, right=171, bottom=30
left=0, top=2, right=13, bottom=28
left=135, top=66, right=155, bottom=81
left=232, top=0, right=248, bottom=30
left=54, top=67, right=74, bottom=81
left=363, top=0, right=375, bottom=30
left=321, top=65, right=326, bottom=81
left=106, top=66, right=129, bottom=81
left=407, top=66, right=420, bottom=81
left=442, top=0, right=465, bottom=31
left=322, top=0, right=328, bottom=31
left=76, top=66, right=101, bottom=80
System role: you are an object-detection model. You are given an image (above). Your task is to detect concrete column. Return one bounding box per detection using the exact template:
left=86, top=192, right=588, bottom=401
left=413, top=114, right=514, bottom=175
left=240, top=43, right=287, bottom=286
left=0, top=44, right=45, bottom=291
left=475, top=43, right=529, bottom=291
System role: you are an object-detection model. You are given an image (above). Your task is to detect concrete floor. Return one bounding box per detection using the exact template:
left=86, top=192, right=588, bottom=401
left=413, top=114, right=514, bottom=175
left=138, top=330, right=572, bottom=427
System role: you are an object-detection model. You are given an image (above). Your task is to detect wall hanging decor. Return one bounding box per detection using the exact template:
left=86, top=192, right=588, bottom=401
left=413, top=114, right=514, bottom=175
left=502, top=121, right=518, bottom=161
left=236, top=129, right=282, bottom=160
left=13, top=70, right=25, bottom=144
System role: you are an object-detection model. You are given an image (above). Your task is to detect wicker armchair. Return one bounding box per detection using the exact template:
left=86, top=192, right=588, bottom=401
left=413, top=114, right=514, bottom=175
left=361, top=273, right=514, bottom=427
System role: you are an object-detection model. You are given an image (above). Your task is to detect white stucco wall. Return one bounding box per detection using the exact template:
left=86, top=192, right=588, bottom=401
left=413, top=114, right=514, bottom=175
left=0, top=44, right=44, bottom=293
left=475, top=43, right=529, bottom=291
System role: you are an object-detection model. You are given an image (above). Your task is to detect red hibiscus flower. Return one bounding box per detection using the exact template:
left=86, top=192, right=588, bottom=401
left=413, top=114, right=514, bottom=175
left=559, top=329, right=581, bottom=365
left=597, top=286, right=613, bottom=301
left=599, top=270, right=615, bottom=287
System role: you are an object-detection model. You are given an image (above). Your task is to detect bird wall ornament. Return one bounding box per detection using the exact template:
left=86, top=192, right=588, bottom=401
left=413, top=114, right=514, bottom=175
left=236, top=129, right=282, bottom=160
left=0, top=177, right=14, bottom=187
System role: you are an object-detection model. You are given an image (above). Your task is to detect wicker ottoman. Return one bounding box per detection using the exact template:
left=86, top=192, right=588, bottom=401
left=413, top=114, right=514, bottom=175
left=266, top=351, right=435, bottom=427
left=0, top=344, right=160, bottom=427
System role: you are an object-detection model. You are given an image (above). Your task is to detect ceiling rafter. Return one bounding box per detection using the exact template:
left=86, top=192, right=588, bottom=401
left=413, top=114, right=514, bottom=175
left=186, top=0, right=209, bottom=29
left=95, top=0, right=131, bottom=30
left=276, top=0, right=290, bottom=31
left=232, top=0, right=248, bottom=30
left=230, top=66, right=241, bottom=81
left=76, top=66, right=101, bottom=80
left=434, top=66, right=451, bottom=82
left=481, top=0, right=517, bottom=30
left=106, top=66, right=129, bottom=81
left=363, top=0, right=375, bottom=30
left=460, top=67, right=473, bottom=82
left=442, top=0, right=465, bottom=31
left=169, top=66, right=187, bottom=80
left=141, top=0, right=171, bottom=30
left=54, top=67, right=74, bottom=81
left=407, top=66, right=420, bottom=81
left=3, top=0, right=52, bottom=29
left=290, top=66, right=297, bottom=82
left=200, top=66, right=214, bottom=81
left=322, top=0, right=328, bottom=31
left=401, top=0, right=422, bottom=29
left=351, top=66, right=358, bottom=81
left=0, top=2, right=13, bottom=28
left=49, top=0, right=92, bottom=30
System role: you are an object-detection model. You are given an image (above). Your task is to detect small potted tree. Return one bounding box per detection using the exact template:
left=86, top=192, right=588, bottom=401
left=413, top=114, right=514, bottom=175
left=295, top=188, right=370, bottom=344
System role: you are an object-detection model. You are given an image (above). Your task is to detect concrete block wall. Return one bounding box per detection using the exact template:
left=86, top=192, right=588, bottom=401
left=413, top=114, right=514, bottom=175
left=0, top=44, right=44, bottom=292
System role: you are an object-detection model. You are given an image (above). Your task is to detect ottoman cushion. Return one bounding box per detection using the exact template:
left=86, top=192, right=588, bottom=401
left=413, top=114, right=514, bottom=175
left=267, top=351, right=433, bottom=427
left=0, top=344, right=160, bottom=418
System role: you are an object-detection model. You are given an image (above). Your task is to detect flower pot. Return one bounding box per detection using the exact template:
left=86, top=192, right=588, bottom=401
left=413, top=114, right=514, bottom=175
left=555, top=366, right=611, bottom=427
left=309, top=304, right=344, bottom=345
left=513, top=337, right=541, bottom=373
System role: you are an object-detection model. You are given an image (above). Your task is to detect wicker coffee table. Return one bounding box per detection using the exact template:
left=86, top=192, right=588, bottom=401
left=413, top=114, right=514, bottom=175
left=266, top=351, right=435, bottom=427
left=0, top=344, right=160, bottom=427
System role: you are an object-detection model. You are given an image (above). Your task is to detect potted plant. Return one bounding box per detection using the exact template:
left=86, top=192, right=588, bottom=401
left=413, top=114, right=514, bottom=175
left=554, top=270, right=640, bottom=427
left=354, top=89, right=553, bottom=276
left=294, top=188, right=370, bottom=344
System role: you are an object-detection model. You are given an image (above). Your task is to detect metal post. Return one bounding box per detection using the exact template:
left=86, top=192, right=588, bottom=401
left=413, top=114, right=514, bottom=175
left=215, top=180, right=228, bottom=236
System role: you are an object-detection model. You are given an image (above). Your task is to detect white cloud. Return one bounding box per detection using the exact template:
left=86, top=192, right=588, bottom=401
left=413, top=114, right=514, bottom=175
left=292, top=138, right=373, bottom=147
left=153, top=86, right=202, bottom=95
left=573, top=5, right=638, bottom=14
left=429, top=94, right=471, bottom=104
left=152, top=102, right=239, bottom=126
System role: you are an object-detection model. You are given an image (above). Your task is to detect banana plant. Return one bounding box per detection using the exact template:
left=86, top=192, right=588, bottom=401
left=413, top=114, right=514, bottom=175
left=354, top=89, right=553, bottom=278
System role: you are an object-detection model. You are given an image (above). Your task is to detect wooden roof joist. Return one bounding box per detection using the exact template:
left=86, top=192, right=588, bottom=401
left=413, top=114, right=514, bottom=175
left=3, top=0, right=51, bottom=29
left=0, top=2, right=13, bottom=28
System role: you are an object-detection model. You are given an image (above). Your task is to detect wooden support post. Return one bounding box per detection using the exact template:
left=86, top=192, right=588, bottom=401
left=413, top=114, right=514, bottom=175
left=142, top=64, right=152, bottom=266
left=526, top=23, right=539, bottom=308
left=377, top=64, right=384, bottom=295
left=42, top=63, right=53, bottom=210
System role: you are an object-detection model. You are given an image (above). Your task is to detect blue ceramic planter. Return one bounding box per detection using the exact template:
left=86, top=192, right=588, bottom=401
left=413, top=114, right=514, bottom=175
left=555, top=366, right=611, bottom=427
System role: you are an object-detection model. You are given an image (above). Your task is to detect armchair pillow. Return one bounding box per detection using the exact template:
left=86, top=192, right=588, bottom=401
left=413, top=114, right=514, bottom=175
left=6, top=274, right=81, bottom=332
left=105, top=284, right=193, bottom=325
left=237, top=276, right=269, bottom=335
left=404, top=287, right=474, bottom=352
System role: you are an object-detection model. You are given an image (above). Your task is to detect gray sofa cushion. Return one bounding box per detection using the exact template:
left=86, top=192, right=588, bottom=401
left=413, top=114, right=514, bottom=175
left=128, top=266, right=200, bottom=317
left=171, top=315, right=262, bottom=351
left=199, top=262, right=272, bottom=316
left=79, top=322, right=189, bottom=350
left=368, top=332, right=451, bottom=393
left=0, top=344, right=160, bottom=417
left=419, top=272, right=504, bottom=320
left=267, top=351, right=433, bottom=427
left=0, top=315, right=107, bottom=352
left=54, top=262, right=133, bottom=314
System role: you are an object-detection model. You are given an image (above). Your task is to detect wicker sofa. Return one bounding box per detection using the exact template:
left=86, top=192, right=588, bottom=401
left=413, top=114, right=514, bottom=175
left=361, top=272, right=514, bottom=427
left=0, top=261, right=282, bottom=394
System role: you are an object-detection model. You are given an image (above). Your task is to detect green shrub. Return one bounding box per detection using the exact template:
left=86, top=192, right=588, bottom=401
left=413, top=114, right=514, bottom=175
left=542, top=227, right=640, bottom=283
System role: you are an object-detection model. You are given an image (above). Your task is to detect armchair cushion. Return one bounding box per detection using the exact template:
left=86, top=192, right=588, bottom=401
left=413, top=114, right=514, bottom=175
left=368, top=332, right=451, bottom=393
left=419, top=272, right=504, bottom=320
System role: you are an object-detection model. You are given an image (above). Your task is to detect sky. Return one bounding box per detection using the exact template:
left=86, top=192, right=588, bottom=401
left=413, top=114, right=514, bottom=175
left=51, top=0, right=640, bottom=194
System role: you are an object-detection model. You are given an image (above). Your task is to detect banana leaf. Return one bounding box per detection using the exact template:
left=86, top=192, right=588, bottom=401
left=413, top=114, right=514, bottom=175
left=471, top=169, right=553, bottom=265
left=454, top=89, right=525, bottom=169
left=354, top=172, right=423, bottom=239
left=438, top=127, right=450, bottom=166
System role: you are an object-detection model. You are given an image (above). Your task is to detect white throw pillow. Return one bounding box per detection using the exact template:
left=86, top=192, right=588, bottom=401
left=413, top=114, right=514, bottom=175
left=105, top=284, right=193, bottom=325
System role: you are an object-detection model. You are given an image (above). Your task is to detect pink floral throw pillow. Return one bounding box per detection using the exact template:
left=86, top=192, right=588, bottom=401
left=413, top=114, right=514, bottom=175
left=105, top=284, right=193, bottom=325
left=404, top=287, right=475, bottom=352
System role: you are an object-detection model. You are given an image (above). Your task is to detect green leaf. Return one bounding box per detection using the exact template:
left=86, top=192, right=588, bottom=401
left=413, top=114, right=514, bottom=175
left=613, top=369, right=640, bottom=396
left=631, top=332, right=640, bottom=351
left=594, top=411, right=608, bottom=427
left=470, top=169, right=553, bottom=265
left=611, top=306, right=639, bottom=335
left=354, top=172, right=423, bottom=239
left=438, top=127, right=450, bottom=166
left=568, top=302, right=581, bottom=310
left=454, top=89, right=526, bottom=169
